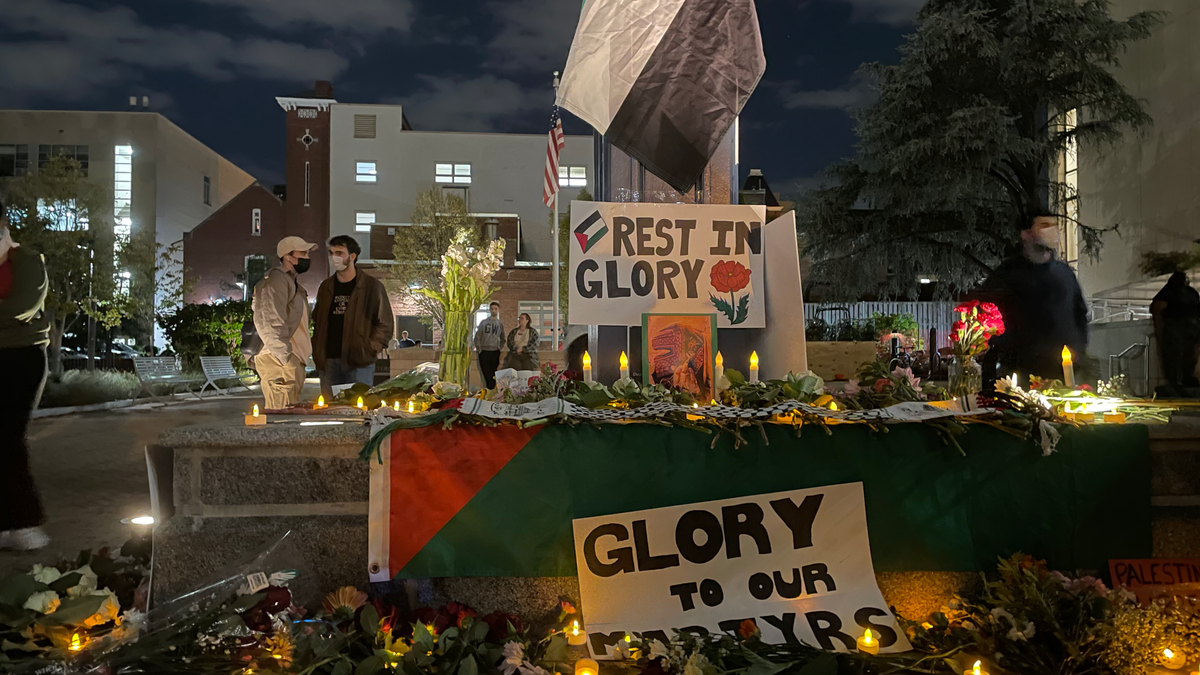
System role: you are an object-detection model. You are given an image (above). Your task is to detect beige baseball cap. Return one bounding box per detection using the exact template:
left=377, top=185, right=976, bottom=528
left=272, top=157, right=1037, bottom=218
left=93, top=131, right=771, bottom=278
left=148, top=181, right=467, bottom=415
left=276, top=236, right=318, bottom=258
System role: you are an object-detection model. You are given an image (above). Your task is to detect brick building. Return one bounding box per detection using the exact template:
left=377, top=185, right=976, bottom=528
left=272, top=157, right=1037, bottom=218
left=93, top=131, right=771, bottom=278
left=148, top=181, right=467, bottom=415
left=183, top=183, right=286, bottom=303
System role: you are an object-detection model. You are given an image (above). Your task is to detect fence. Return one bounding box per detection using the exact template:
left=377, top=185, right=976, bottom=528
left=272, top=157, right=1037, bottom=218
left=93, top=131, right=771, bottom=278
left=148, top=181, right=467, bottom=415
left=806, top=302, right=959, bottom=351
left=61, top=354, right=135, bottom=372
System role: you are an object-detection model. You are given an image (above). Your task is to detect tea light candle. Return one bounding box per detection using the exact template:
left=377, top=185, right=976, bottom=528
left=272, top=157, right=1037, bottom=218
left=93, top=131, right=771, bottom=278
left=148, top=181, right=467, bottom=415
left=567, top=620, right=587, bottom=646
left=1061, top=346, right=1075, bottom=388
left=574, top=658, right=599, bottom=675
left=1161, top=648, right=1186, bottom=670
left=619, top=351, right=629, bottom=380
left=1103, top=411, right=1126, bottom=424
left=408, top=400, right=416, bottom=414
left=393, top=400, right=400, bottom=412
left=856, top=628, right=878, bottom=655
left=245, top=404, right=267, bottom=426
left=964, top=660, right=990, bottom=675
left=687, top=403, right=702, bottom=421
left=583, top=351, right=593, bottom=383
left=316, top=395, right=325, bottom=408
left=749, top=351, right=759, bottom=383
left=356, top=396, right=365, bottom=409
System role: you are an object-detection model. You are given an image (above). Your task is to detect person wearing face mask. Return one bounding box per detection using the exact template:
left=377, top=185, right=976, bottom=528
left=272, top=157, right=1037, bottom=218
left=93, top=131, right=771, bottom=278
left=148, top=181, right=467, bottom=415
left=0, top=199, right=52, bottom=551
left=252, top=236, right=317, bottom=409
left=312, top=236, right=393, bottom=400
left=976, top=211, right=1089, bottom=384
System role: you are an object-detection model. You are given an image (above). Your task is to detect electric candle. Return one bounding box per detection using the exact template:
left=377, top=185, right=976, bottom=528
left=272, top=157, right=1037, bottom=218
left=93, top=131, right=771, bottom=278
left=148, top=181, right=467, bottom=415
left=567, top=620, right=587, bottom=646
left=714, top=351, right=725, bottom=390
left=574, top=659, right=599, bottom=675
left=749, top=351, right=759, bottom=383
left=687, top=402, right=702, bottom=421
left=1161, top=648, right=1185, bottom=670
left=394, top=400, right=401, bottom=412
left=408, top=400, right=416, bottom=413
left=583, top=351, right=593, bottom=383
left=619, top=351, right=629, bottom=380
left=356, top=396, right=365, bottom=409
left=1103, top=411, right=1126, bottom=424
left=964, top=660, right=989, bottom=675
left=1061, top=346, right=1075, bottom=388
left=856, top=628, right=879, bottom=655
left=245, top=404, right=266, bottom=426
left=316, top=395, right=325, bottom=408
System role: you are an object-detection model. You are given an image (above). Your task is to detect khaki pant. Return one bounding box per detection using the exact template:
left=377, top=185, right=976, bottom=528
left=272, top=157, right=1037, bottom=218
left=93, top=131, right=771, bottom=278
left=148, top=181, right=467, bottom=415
left=255, top=352, right=305, bottom=410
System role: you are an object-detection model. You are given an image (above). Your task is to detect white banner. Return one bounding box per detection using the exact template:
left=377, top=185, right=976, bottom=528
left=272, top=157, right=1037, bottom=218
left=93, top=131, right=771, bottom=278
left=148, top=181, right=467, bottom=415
left=572, top=483, right=911, bottom=658
left=568, top=202, right=767, bottom=328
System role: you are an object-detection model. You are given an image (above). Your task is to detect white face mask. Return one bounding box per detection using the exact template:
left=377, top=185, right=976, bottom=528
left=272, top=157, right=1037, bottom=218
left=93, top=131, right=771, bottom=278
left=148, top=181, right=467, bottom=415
left=330, top=254, right=348, bottom=272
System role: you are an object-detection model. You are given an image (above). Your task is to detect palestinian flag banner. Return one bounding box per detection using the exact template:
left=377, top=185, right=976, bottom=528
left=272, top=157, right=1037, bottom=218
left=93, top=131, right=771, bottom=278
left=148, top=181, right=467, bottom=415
left=556, top=0, right=766, bottom=193
left=367, top=423, right=1150, bottom=582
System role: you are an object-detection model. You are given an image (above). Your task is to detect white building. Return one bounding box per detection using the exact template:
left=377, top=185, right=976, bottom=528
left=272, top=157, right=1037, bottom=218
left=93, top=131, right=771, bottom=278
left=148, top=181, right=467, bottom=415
left=327, top=102, right=593, bottom=263
left=0, top=108, right=255, bottom=345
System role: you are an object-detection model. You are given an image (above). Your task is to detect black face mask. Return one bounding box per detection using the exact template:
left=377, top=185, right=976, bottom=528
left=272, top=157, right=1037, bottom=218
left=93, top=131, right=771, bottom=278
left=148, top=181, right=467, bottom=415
left=293, top=257, right=311, bottom=274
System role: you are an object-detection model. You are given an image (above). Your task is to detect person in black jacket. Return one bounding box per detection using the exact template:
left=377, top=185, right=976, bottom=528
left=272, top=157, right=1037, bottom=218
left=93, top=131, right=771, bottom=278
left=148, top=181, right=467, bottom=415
left=1151, top=271, right=1200, bottom=389
left=976, top=212, right=1088, bottom=384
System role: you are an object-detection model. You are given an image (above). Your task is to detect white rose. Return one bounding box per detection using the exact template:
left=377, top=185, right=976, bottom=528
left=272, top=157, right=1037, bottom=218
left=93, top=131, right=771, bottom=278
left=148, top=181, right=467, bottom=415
left=23, top=590, right=61, bottom=614
left=66, top=565, right=99, bottom=598
left=30, top=564, right=62, bottom=585
left=82, top=589, right=121, bottom=628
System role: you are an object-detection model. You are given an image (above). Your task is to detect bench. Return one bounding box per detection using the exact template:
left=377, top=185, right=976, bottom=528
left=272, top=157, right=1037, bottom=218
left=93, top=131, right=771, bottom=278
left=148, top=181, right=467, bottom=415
left=199, top=356, right=258, bottom=396
left=132, top=357, right=204, bottom=402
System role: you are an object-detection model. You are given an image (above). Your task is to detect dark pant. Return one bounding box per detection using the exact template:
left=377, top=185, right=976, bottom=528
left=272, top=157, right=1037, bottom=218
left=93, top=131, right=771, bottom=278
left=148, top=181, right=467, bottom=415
left=0, top=345, right=48, bottom=531
left=478, top=349, right=501, bottom=389
left=1160, top=323, right=1200, bottom=387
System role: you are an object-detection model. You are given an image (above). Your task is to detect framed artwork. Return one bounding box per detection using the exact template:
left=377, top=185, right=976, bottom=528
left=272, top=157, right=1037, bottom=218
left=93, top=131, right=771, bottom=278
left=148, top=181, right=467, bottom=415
left=641, top=313, right=718, bottom=402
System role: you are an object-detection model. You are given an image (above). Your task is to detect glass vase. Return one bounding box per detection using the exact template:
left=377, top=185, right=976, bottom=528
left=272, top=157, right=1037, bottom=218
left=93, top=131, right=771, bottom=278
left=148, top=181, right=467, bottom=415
left=948, top=355, right=982, bottom=399
left=440, top=310, right=473, bottom=390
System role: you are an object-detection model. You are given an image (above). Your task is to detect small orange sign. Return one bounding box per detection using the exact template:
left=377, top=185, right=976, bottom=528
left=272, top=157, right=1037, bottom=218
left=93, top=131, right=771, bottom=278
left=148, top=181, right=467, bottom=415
left=1109, top=559, right=1200, bottom=604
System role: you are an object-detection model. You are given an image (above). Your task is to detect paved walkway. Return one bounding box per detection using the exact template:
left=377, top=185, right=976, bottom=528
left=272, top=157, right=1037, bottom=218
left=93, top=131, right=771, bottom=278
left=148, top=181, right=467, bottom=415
left=0, top=386, right=318, bottom=574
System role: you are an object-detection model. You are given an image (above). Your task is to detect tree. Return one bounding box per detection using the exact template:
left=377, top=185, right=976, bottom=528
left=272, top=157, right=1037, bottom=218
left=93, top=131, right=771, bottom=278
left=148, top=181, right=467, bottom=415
left=391, top=190, right=482, bottom=327
left=798, top=0, right=1162, bottom=300
left=555, top=187, right=593, bottom=322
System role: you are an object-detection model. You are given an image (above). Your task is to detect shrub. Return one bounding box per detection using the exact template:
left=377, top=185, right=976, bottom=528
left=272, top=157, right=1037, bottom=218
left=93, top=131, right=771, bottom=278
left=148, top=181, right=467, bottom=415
left=157, top=301, right=252, bottom=371
left=40, top=370, right=140, bottom=408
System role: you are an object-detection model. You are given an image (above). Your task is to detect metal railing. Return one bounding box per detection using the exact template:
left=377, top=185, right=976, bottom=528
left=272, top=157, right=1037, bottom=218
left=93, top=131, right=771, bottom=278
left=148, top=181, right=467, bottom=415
left=1109, top=342, right=1150, bottom=396
left=1088, top=299, right=1152, bottom=324
left=806, top=302, right=959, bottom=350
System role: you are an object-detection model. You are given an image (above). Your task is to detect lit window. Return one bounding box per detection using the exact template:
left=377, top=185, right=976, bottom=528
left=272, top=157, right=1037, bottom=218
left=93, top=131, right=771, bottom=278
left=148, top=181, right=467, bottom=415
left=518, top=301, right=556, bottom=343
left=251, top=208, right=261, bottom=236
left=116, top=271, right=131, bottom=294
left=203, top=175, right=211, bottom=205
left=356, top=161, right=377, bottom=183
left=355, top=211, right=376, bottom=233
left=114, top=146, right=132, bottom=240
left=37, top=145, right=89, bottom=176
left=435, top=163, right=471, bottom=184
left=1059, top=108, right=1079, bottom=267
left=558, top=165, right=587, bottom=187
left=38, top=198, right=88, bottom=231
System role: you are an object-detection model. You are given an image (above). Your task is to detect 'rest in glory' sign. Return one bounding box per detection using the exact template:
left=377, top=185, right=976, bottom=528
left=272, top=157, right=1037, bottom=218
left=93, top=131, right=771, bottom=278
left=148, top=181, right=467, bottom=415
left=568, top=202, right=767, bottom=328
left=572, top=483, right=911, bottom=659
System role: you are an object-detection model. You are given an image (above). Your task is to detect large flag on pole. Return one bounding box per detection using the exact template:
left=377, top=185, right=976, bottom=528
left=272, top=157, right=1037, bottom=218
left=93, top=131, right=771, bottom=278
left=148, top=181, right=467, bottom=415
left=543, top=106, right=566, bottom=207
left=556, top=0, right=766, bottom=193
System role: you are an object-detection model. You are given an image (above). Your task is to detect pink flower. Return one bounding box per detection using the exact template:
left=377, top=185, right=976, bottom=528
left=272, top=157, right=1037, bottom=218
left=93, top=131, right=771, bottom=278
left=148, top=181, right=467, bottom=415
left=873, top=378, right=888, bottom=393
left=842, top=380, right=861, bottom=396
left=892, top=367, right=920, bottom=389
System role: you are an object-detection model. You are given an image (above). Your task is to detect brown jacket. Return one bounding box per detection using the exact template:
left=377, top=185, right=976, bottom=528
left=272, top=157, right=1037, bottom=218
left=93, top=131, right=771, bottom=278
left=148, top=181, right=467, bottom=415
left=312, top=269, right=393, bottom=370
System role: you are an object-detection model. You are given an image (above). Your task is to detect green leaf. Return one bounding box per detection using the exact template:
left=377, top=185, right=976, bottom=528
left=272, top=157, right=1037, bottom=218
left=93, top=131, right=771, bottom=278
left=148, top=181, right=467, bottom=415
left=359, top=604, right=380, bottom=635
left=542, top=633, right=568, bottom=663
left=709, top=294, right=735, bottom=322
left=726, top=368, right=746, bottom=386
left=797, top=653, right=837, bottom=675
left=742, top=648, right=793, bottom=675
left=468, top=618, right=489, bottom=643
left=414, top=621, right=435, bottom=649
left=0, top=574, right=45, bottom=608
left=41, top=594, right=106, bottom=626
left=578, top=388, right=615, bottom=408
left=458, top=655, right=479, bottom=675
left=47, top=573, right=82, bottom=595
left=733, top=293, right=750, bottom=325
left=356, top=655, right=387, bottom=675
left=332, top=658, right=353, bottom=675
left=438, top=627, right=461, bottom=652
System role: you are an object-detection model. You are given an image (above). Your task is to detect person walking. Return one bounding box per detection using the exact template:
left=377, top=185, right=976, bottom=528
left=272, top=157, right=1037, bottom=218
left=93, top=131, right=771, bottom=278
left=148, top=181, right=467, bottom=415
left=1151, top=271, right=1200, bottom=390
left=473, top=301, right=504, bottom=389
left=976, top=212, right=1089, bottom=384
left=503, top=312, right=540, bottom=371
left=312, top=236, right=393, bottom=400
left=0, top=201, right=52, bottom=551
left=252, top=236, right=316, bottom=409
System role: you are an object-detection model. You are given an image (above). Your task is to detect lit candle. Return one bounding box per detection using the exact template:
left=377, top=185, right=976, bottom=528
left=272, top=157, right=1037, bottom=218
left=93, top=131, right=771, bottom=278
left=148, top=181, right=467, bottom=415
left=408, top=400, right=415, bottom=414
left=1061, top=346, right=1075, bottom=388
left=855, top=628, right=879, bottom=655
left=687, top=402, right=702, bottom=421
left=582, top=350, right=593, bottom=383
left=574, top=659, right=599, bottom=675
left=1161, top=648, right=1186, bottom=670
left=619, top=351, right=629, bottom=381
left=356, top=396, right=365, bottom=409
left=394, top=400, right=400, bottom=412
left=316, top=395, right=325, bottom=408
left=69, top=633, right=82, bottom=652
left=245, top=404, right=266, bottom=426
left=964, top=660, right=990, bottom=675
left=1103, top=411, right=1126, bottom=424
left=715, top=351, right=725, bottom=390
left=567, top=620, right=587, bottom=646
left=749, top=351, right=759, bottom=383
left=252, top=404, right=259, bottom=417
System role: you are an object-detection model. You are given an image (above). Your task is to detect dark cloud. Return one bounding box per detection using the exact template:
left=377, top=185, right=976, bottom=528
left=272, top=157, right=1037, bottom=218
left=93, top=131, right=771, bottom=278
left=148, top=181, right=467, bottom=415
left=188, top=0, right=415, bottom=35
left=777, top=72, right=877, bottom=111
left=484, top=0, right=580, bottom=74
left=393, top=74, right=549, bottom=132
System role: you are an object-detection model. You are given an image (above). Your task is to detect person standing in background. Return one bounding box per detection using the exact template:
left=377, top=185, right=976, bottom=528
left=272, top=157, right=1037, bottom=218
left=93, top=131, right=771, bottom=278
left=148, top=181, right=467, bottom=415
left=0, top=200, right=52, bottom=551
left=398, top=331, right=418, bottom=348
left=474, top=301, right=505, bottom=389
left=504, top=312, right=540, bottom=371
left=252, top=236, right=316, bottom=409
left=312, top=236, right=393, bottom=400
left=1151, top=271, right=1200, bottom=390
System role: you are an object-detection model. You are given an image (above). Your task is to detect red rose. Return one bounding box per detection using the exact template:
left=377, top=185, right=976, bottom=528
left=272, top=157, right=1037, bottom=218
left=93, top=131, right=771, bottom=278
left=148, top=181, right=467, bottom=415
left=710, top=260, right=752, bottom=294
left=480, top=610, right=524, bottom=642
left=953, top=300, right=979, bottom=314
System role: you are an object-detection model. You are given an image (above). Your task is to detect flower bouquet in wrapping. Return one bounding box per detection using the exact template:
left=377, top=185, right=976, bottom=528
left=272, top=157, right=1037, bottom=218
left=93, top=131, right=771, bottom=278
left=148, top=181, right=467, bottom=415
left=417, top=232, right=505, bottom=389
left=948, top=300, right=1004, bottom=397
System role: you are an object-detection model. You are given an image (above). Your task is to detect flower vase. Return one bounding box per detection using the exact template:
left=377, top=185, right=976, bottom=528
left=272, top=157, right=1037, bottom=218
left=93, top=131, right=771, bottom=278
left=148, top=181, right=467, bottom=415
left=440, top=310, right=473, bottom=390
left=948, top=356, right=982, bottom=399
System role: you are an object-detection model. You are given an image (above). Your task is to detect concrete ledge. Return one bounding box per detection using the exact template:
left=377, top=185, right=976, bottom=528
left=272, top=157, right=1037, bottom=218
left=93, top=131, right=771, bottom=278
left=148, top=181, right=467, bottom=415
left=160, top=421, right=371, bottom=448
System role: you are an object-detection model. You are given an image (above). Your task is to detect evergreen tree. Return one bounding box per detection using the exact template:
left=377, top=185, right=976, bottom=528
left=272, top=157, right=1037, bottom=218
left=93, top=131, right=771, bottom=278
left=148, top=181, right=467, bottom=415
left=799, top=0, right=1162, bottom=299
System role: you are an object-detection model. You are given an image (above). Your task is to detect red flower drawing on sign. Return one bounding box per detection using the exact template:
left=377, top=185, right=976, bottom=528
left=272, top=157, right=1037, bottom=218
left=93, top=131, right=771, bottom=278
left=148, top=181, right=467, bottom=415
left=710, top=260, right=752, bottom=294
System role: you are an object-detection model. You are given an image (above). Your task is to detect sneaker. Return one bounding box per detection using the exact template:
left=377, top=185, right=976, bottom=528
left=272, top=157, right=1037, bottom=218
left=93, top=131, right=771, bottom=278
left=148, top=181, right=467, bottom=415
left=0, top=527, right=50, bottom=551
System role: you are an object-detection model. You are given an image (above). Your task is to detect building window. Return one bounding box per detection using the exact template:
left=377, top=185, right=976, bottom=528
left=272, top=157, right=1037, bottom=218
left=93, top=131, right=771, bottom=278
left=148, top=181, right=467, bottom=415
left=0, top=144, right=30, bottom=177
left=518, top=301, right=556, bottom=343
left=1058, top=109, right=1079, bottom=269
left=203, top=175, right=211, bottom=205
left=304, top=161, right=311, bottom=206
left=244, top=255, right=268, bottom=301
left=354, top=115, right=377, bottom=139
left=116, top=271, right=131, bottom=294
left=114, top=145, right=132, bottom=240
left=251, top=208, right=262, bottom=236
left=355, top=211, right=376, bottom=233
left=38, top=198, right=88, bottom=231
left=558, top=165, right=587, bottom=187
left=37, top=144, right=89, bottom=176
left=435, top=163, right=471, bottom=184
left=356, top=161, right=377, bottom=183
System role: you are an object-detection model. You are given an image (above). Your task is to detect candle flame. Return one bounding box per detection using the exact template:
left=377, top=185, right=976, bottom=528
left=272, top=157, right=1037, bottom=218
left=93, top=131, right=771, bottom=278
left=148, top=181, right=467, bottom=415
left=571, top=620, right=580, bottom=636
left=862, top=628, right=873, bottom=645
left=316, top=395, right=325, bottom=408
left=69, top=633, right=82, bottom=651
left=829, top=401, right=838, bottom=411
left=582, top=351, right=591, bottom=368
left=394, top=400, right=401, bottom=411
left=624, top=634, right=631, bottom=643
left=1163, top=649, right=1174, bottom=659
left=715, top=351, right=723, bottom=367
left=1061, top=345, right=1073, bottom=365
left=619, top=351, right=628, bottom=369
left=408, top=400, right=415, bottom=413
left=693, top=402, right=699, bottom=409
left=972, top=661, right=981, bottom=675
left=749, top=351, right=759, bottom=368
left=357, top=396, right=364, bottom=409
left=252, top=404, right=259, bottom=417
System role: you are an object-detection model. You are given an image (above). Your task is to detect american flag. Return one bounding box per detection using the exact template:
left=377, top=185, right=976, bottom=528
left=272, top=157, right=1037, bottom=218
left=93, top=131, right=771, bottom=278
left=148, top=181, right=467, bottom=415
left=542, top=106, right=566, bottom=207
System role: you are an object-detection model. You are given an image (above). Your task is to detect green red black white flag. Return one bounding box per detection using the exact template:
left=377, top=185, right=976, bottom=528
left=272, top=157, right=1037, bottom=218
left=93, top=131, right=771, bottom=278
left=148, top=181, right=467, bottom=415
left=556, top=0, right=766, bottom=193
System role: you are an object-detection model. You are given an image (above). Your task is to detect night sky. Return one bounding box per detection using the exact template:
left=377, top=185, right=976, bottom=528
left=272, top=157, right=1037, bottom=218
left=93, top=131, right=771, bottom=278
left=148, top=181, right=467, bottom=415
left=0, top=0, right=921, bottom=199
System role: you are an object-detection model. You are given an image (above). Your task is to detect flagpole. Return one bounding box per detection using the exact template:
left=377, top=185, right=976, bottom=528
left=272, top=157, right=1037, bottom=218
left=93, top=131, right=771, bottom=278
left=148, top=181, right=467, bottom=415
left=552, top=70, right=561, bottom=353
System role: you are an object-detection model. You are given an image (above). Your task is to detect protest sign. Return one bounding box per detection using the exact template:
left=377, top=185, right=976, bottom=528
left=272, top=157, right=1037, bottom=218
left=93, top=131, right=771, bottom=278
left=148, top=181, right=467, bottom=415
left=568, top=202, right=767, bottom=328
left=572, top=483, right=911, bottom=658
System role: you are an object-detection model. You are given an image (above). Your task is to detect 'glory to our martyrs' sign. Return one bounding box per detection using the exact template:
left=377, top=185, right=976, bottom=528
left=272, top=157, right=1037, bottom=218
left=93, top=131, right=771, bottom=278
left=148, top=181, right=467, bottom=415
left=572, top=483, right=911, bottom=659
left=568, top=202, right=767, bottom=328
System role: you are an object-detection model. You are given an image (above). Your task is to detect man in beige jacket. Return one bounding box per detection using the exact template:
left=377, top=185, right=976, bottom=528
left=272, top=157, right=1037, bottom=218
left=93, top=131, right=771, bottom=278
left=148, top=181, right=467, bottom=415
left=253, top=236, right=316, bottom=409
